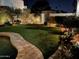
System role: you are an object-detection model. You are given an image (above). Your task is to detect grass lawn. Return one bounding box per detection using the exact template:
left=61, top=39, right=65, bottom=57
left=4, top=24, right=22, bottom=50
left=0, top=25, right=60, bottom=59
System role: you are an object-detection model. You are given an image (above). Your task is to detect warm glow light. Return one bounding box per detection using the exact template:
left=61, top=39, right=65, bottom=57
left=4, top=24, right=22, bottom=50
left=0, top=13, right=10, bottom=25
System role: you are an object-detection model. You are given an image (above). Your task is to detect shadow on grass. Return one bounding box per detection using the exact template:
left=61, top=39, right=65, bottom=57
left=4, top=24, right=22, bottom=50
left=0, top=36, right=17, bottom=59
left=25, top=25, right=62, bottom=35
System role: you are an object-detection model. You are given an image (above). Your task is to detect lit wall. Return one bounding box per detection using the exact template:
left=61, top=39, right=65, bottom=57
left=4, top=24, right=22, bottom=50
left=0, top=0, right=24, bottom=9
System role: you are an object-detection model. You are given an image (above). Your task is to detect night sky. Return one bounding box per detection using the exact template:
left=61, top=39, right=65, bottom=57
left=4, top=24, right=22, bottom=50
left=24, top=0, right=77, bottom=12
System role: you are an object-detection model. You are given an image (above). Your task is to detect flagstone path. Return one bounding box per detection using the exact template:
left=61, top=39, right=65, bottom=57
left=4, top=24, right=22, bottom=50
left=0, top=32, right=44, bottom=59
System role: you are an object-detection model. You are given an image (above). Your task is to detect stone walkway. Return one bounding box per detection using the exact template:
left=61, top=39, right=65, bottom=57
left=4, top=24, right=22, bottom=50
left=0, top=32, right=44, bottom=59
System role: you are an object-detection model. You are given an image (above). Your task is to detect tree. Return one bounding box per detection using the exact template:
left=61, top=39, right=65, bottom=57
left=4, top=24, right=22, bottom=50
left=14, top=9, right=22, bottom=18
left=0, top=6, right=14, bottom=25
left=0, top=11, right=10, bottom=25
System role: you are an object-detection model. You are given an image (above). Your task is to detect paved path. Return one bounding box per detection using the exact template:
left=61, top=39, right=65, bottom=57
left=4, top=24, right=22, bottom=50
left=0, top=32, right=44, bottom=59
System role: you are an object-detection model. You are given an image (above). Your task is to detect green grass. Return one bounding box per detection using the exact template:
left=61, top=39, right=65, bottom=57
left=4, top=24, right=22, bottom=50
left=0, top=25, right=60, bottom=59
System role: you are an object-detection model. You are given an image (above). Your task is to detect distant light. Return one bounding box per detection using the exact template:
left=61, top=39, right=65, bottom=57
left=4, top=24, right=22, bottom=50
left=24, top=6, right=27, bottom=9
left=76, top=0, right=79, bottom=16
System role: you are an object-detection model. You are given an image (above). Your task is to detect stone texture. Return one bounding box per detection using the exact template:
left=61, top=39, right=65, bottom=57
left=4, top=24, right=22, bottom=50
left=0, top=32, right=44, bottom=59
left=48, top=47, right=62, bottom=59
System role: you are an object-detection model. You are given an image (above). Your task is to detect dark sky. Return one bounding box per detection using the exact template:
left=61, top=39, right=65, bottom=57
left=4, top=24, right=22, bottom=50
left=24, top=0, right=77, bottom=12
left=23, top=0, right=28, bottom=5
